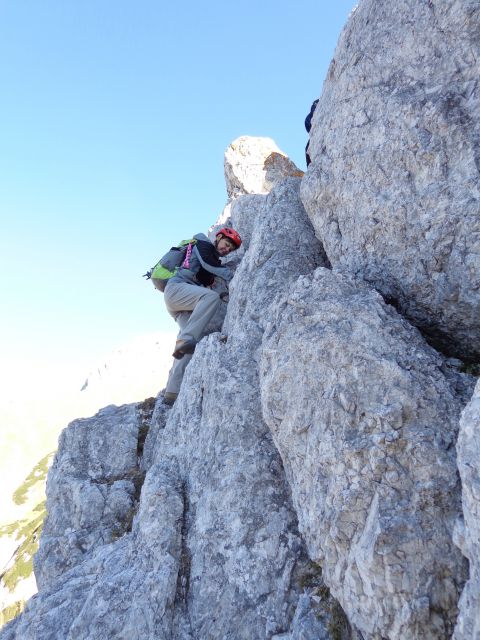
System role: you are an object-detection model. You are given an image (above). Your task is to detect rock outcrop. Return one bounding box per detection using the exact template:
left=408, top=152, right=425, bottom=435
left=260, top=268, right=468, bottom=639
left=301, top=0, right=480, bottom=361
left=34, top=402, right=154, bottom=590
left=4, top=168, right=476, bottom=640
left=224, top=136, right=303, bottom=199
left=0, top=333, right=175, bottom=628
left=2, top=2, right=480, bottom=638
left=1, top=181, right=344, bottom=640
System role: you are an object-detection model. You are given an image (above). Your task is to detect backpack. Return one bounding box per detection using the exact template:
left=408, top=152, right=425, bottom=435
left=143, top=238, right=197, bottom=292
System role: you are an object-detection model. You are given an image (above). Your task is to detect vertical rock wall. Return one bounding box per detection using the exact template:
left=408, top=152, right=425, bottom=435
left=301, top=0, right=480, bottom=360
left=2, top=163, right=477, bottom=640
left=260, top=269, right=469, bottom=639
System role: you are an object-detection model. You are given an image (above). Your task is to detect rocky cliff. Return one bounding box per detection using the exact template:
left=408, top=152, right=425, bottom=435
left=2, top=1, right=480, bottom=638
left=301, top=0, right=480, bottom=361
left=0, top=332, right=174, bottom=627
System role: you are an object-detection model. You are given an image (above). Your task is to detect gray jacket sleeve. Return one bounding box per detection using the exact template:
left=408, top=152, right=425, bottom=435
left=192, top=245, right=232, bottom=282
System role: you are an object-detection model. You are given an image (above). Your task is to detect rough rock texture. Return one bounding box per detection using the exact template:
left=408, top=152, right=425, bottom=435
left=222, top=179, right=328, bottom=339
left=225, top=136, right=303, bottom=199
left=34, top=401, right=155, bottom=590
left=211, top=194, right=265, bottom=255
left=301, top=0, right=480, bottom=360
left=260, top=267, right=470, bottom=639
left=1, top=179, right=341, bottom=640
left=454, top=379, right=480, bottom=639
left=2, top=129, right=477, bottom=638
left=0, top=334, right=177, bottom=629
left=229, top=193, right=266, bottom=250
left=3, top=374, right=326, bottom=639
left=263, top=152, right=304, bottom=192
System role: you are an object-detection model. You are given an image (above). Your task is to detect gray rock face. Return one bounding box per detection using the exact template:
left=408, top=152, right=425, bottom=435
left=3, top=106, right=478, bottom=640
left=454, top=379, right=480, bottom=639
left=3, top=370, right=320, bottom=639
left=34, top=401, right=154, bottom=590
left=301, top=0, right=480, bottom=360
left=223, top=179, right=328, bottom=340
left=153, top=337, right=326, bottom=640
left=260, top=267, right=470, bottom=639
left=229, top=193, right=266, bottom=253
left=5, top=470, right=184, bottom=640
left=1, top=179, right=337, bottom=640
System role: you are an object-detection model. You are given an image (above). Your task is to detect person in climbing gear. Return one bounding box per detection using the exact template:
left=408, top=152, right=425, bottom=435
left=304, top=98, right=319, bottom=167
left=163, top=227, right=242, bottom=405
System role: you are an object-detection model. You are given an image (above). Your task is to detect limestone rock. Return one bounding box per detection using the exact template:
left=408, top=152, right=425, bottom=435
left=454, top=379, right=480, bottom=639
left=3, top=127, right=476, bottom=640
left=34, top=401, right=155, bottom=590
left=260, top=268, right=470, bottom=639
left=229, top=193, right=266, bottom=252
left=263, top=152, right=304, bottom=192
left=211, top=193, right=265, bottom=255
left=301, top=0, right=480, bottom=360
left=0, top=332, right=174, bottom=537
left=208, top=194, right=268, bottom=291
left=0, top=179, right=338, bottom=640
left=225, top=136, right=303, bottom=198
left=2, top=342, right=333, bottom=639
left=0, top=333, right=174, bottom=628
left=224, top=178, right=329, bottom=341
left=3, top=472, right=183, bottom=640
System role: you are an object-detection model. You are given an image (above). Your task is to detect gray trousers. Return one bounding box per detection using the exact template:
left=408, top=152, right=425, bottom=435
left=164, top=281, right=220, bottom=394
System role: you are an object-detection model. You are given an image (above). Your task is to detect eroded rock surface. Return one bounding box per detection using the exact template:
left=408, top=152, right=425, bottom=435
left=1, top=179, right=339, bottom=640
left=454, top=379, right=480, bottom=640
left=225, top=136, right=303, bottom=199
left=3, top=67, right=479, bottom=638
left=223, top=179, right=328, bottom=339
left=34, top=401, right=155, bottom=590
left=301, top=0, right=480, bottom=360
left=260, top=267, right=471, bottom=639
left=5, top=366, right=321, bottom=639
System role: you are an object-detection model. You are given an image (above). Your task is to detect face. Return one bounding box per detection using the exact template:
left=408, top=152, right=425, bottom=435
left=216, top=235, right=237, bottom=256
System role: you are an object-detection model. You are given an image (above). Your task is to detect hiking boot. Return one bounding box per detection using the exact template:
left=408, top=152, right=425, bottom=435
left=172, top=339, right=196, bottom=360
left=163, top=392, right=178, bottom=406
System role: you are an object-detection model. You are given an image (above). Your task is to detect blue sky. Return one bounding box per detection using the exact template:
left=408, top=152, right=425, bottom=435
left=0, top=0, right=355, bottom=378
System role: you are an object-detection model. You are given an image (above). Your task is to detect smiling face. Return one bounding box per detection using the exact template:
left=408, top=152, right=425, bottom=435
left=216, top=234, right=237, bottom=256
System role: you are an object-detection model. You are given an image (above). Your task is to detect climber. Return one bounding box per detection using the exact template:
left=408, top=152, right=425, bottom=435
left=304, top=98, right=319, bottom=167
left=163, top=227, right=242, bottom=405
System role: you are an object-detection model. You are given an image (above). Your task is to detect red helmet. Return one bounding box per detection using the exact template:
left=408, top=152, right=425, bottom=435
left=218, top=227, right=242, bottom=248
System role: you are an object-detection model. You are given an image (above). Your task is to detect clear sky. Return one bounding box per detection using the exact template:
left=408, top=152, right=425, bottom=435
left=0, top=0, right=356, bottom=382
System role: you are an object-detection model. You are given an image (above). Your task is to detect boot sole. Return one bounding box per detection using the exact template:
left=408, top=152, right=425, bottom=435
left=172, top=341, right=196, bottom=359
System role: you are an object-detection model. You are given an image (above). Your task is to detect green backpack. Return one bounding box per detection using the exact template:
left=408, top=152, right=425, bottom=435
left=143, top=239, right=197, bottom=292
